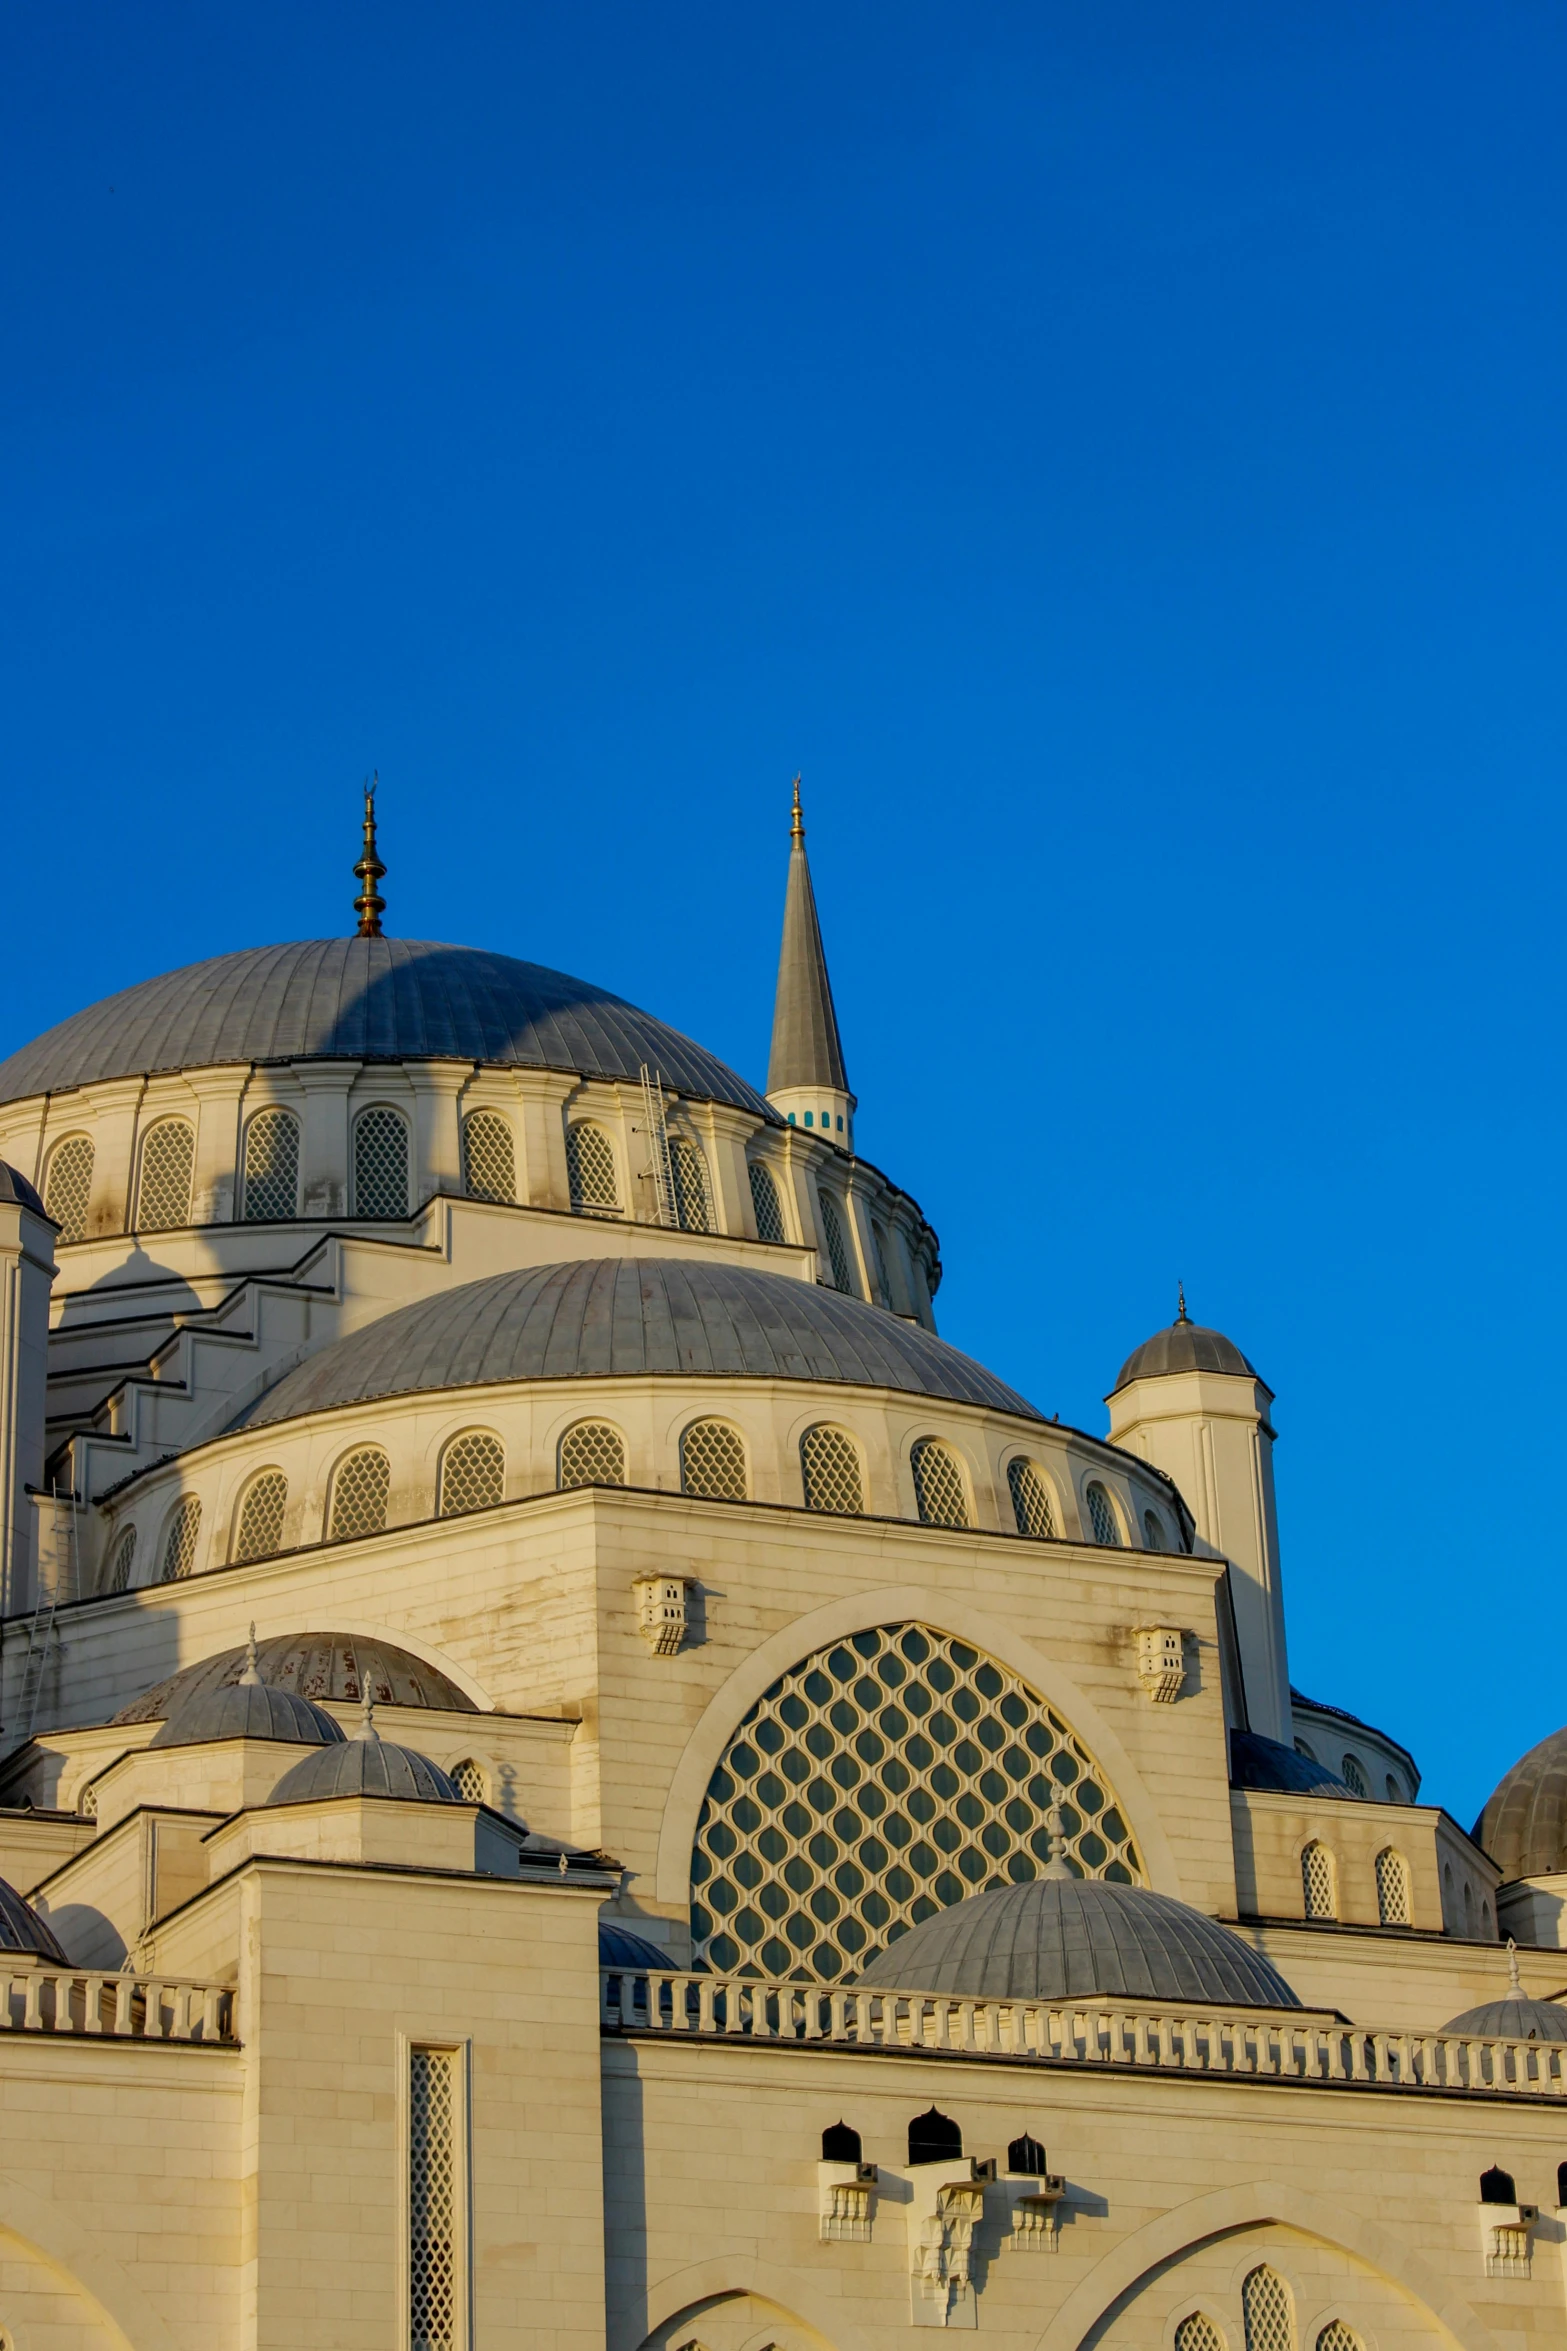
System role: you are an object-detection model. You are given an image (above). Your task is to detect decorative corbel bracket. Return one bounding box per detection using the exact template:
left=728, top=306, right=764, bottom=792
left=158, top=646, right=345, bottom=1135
left=1479, top=2201, right=1537, bottom=2278
left=818, top=2159, right=877, bottom=2242
left=1002, top=2172, right=1066, bottom=2251
left=907, top=2161, right=988, bottom=2327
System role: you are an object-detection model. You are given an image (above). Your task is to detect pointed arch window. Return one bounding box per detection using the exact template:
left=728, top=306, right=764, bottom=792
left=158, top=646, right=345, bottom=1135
left=560, top=1420, right=627, bottom=1488
left=329, top=1445, right=390, bottom=1539
left=1375, top=1847, right=1411, bottom=1926
left=1302, top=1840, right=1336, bottom=1920
left=1007, top=1458, right=1056, bottom=1540
left=232, top=1469, right=288, bottom=1563
left=669, top=1137, right=712, bottom=1233
left=43, top=1135, right=94, bottom=1242
left=566, top=1121, right=619, bottom=1214
left=354, top=1107, right=409, bottom=1217
left=137, top=1118, right=194, bottom=1231
left=242, top=1107, right=300, bottom=1220
left=748, top=1158, right=786, bottom=1243
left=818, top=1193, right=854, bottom=1292
left=461, top=1110, right=515, bottom=1204
left=439, top=1431, right=504, bottom=1516
left=159, top=1496, right=202, bottom=1582
left=450, top=1758, right=486, bottom=1805
left=1241, top=2266, right=1295, bottom=2351
left=1174, top=2321, right=1227, bottom=2351
left=911, top=1438, right=969, bottom=1529
left=800, top=1425, right=863, bottom=1516
left=1315, top=2328, right=1361, bottom=2351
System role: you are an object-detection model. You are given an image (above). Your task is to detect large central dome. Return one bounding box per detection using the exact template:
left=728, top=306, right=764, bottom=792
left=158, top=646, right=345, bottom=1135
left=0, top=936, right=775, bottom=1117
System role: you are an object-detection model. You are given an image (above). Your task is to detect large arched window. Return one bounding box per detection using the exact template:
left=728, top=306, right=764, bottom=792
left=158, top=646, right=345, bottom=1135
left=1301, top=1840, right=1336, bottom=1921
left=137, top=1118, right=195, bottom=1231
left=105, top=1524, right=137, bottom=1594
left=690, top=1621, right=1144, bottom=1981
left=329, top=1445, right=390, bottom=1539
left=565, top=1121, right=619, bottom=1214
left=800, top=1424, right=864, bottom=1516
left=910, top=1438, right=969, bottom=1530
left=1084, top=1483, right=1122, bottom=1546
left=1007, top=1458, right=1056, bottom=1540
left=232, top=1469, right=288, bottom=1563
left=1241, top=2266, right=1295, bottom=2351
left=669, top=1137, right=712, bottom=1233
left=818, top=1193, right=854, bottom=1293
left=748, top=1158, right=786, bottom=1243
left=353, top=1107, right=409, bottom=1218
left=681, top=1419, right=748, bottom=1500
left=439, top=1430, right=504, bottom=1516
left=559, top=1420, right=627, bottom=1488
left=461, top=1110, right=515, bottom=1205
left=1375, top=1847, right=1411, bottom=1926
left=242, top=1107, right=300, bottom=1220
left=159, top=1496, right=202, bottom=1582
left=43, top=1135, right=94, bottom=1243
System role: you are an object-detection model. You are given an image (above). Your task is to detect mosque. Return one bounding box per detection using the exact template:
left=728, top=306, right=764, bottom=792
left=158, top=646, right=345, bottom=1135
left=0, top=786, right=1566, bottom=2351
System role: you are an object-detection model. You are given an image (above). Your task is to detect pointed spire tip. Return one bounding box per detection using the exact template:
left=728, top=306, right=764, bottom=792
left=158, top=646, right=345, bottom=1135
left=790, top=772, right=804, bottom=843
left=353, top=772, right=386, bottom=938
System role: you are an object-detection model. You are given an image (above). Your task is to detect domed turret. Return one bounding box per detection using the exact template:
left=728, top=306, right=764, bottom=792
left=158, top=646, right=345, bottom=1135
left=0, top=1872, right=69, bottom=1963
left=267, top=1694, right=458, bottom=1807
left=1474, top=1726, right=1567, bottom=1880
left=149, top=1629, right=345, bottom=1750
left=1442, top=1943, right=1567, bottom=2041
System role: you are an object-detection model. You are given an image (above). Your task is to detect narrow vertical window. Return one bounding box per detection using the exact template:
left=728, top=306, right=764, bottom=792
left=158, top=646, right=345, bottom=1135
left=232, top=1469, right=289, bottom=1563
left=409, top=2045, right=460, bottom=2351
left=681, top=1419, right=748, bottom=1500
left=870, top=1219, right=894, bottom=1307
left=330, top=1446, right=390, bottom=1539
left=1375, top=1847, right=1411, bottom=1926
left=1340, top=1753, right=1368, bottom=1797
left=438, top=1431, right=504, bottom=1516
left=354, top=1107, right=409, bottom=1217
left=565, top=1121, right=619, bottom=1213
left=159, top=1496, right=202, bottom=1582
left=461, top=1110, right=515, bottom=1205
left=1084, top=1483, right=1122, bottom=1546
left=1241, top=2265, right=1295, bottom=2351
left=242, top=1107, right=300, bottom=1220
left=1301, top=1840, right=1336, bottom=1921
left=43, top=1135, right=95, bottom=1243
left=106, top=1525, right=137, bottom=1593
left=559, top=1420, right=627, bottom=1488
left=1142, top=1510, right=1167, bottom=1551
left=137, top=1118, right=195, bottom=1231
left=1007, top=1458, right=1056, bottom=1540
left=800, top=1424, right=864, bottom=1515
left=748, top=1158, right=786, bottom=1243
left=669, top=1137, right=711, bottom=1233
left=910, top=1438, right=969, bottom=1530
left=818, top=1192, right=854, bottom=1292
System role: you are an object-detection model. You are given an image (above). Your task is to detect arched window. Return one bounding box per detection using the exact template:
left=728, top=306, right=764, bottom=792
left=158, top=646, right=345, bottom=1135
left=818, top=1193, right=854, bottom=1292
left=1481, top=1895, right=1493, bottom=1936
left=105, top=1525, right=137, bottom=1594
left=1557, top=2158, right=1567, bottom=2206
left=1462, top=1879, right=1476, bottom=1935
left=681, top=1419, right=748, bottom=1501
left=1007, top=2132, right=1049, bottom=2176
left=43, top=1135, right=94, bottom=1243
left=137, top=1118, right=195, bottom=1231
left=353, top=1106, right=409, bottom=1217
left=800, top=1425, right=864, bottom=1516
left=689, top=1620, right=1143, bottom=1981
left=1085, top=1483, right=1122, bottom=1546
left=1241, top=2265, right=1295, bottom=2351
left=232, top=1469, right=288, bottom=1563
left=450, top=1759, right=486, bottom=1805
left=908, top=2107, right=962, bottom=2165
left=1375, top=1847, right=1411, bottom=1927
left=1142, top=1510, right=1167, bottom=1551
left=748, top=1158, right=786, bottom=1243
left=1294, top=1738, right=1316, bottom=1761
left=1385, top=1772, right=1403, bottom=1802
left=560, top=1420, right=627, bottom=1488
left=821, top=2119, right=862, bottom=2162
left=1174, top=2320, right=1227, bottom=2351
left=1007, top=1458, right=1057, bottom=1540
left=565, top=1121, right=619, bottom=1214
left=1340, top=1753, right=1368, bottom=1797
left=870, top=1219, right=894, bottom=1308
left=1314, top=2327, right=1361, bottom=2351
left=910, top=1438, right=969, bottom=1529
left=439, top=1431, right=504, bottom=1516
left=461, top=1110, right=515, bottom=1204
left=669, top=1137, right=711, bottom=1233
left=1302, top=1840, right=1336, bottom=1921
left=242, top=1107, right=300, bottom=1220
left=329, top=1445, right=390, bottom=1539
left=1480, top=2164, right=1517, bottom=2204
left=159, top=1496, right=202, bottom=1582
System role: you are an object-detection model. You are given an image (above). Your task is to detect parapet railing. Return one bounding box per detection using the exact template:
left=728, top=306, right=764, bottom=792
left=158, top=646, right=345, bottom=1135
left=1, top=1967, right=235, bottom=2045
left=600, top=1969, right=1567, bottom=2100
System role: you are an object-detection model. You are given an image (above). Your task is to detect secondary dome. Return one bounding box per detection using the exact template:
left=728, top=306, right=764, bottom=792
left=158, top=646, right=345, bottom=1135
left=149, top=1646, right=345, bottom=1750
left=853, top=1877, right=1300, bottom=2009
left=0, top=937, right=774, bottom=1119
left=599, top=1920, right=670, bottom=1969
left=1112, top=1311, right=1263, bottom=1395
left=113, top=1634, right=477, bottom=1725
left=1473, top=1726, right=1567, bottom=1880
left=0, top=1162, right=45, bottom=1215
left=239, top=1257, right=1042, bottom=1430
left=1444, top=1947, right=1567, bottom=2040
left=0, top=1873, right=68, bottom=1963
left=268, top=1712, right=459, bottom=1807
left=1230, top=1729, right=1361, bottom=1800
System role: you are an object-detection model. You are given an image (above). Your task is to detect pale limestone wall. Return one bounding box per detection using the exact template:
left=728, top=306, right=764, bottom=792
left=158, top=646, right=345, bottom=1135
left=1501, top=1874, right=1567, bottom=1950
left=1230, top=1787, right=1473, bottom=1934
left=1239, top=1919, right=1559, bottom=2033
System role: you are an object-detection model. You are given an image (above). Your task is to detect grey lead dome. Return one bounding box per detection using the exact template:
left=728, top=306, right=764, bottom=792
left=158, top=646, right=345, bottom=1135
left=1111, top=1317, right=1263, bottom=1395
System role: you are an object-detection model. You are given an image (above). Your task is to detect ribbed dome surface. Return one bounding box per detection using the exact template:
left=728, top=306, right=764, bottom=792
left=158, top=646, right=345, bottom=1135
left=149, top=1678, right=345, bottom=1750
left=1230, top=1729, right=1360, bottom=1800
left=114, top=1634, right=476, bottom=1725
left=0, top=1162, right=45, bottom=1214
left=599, top=1921, right=671, bottom=1968
left=1442, top=1994, right=1567, bottom=2041
left=0, top=1874, right=68, bottom=1962
left=0, top=938, right=775, bottom=1118
left=1112, top=1319, right=1262, bottom=1394
left=853, top=1877, right=1300, bottom=2009
left=240, top=1258, right=1042, bottom=1429
left=268, top=1731, right=459, bottom=1807
left=1474, top=1727, right=1567, bottom=1880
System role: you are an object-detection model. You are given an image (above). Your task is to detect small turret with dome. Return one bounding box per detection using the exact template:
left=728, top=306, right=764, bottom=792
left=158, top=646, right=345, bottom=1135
left=267, top=1692, right=460, bottom=1808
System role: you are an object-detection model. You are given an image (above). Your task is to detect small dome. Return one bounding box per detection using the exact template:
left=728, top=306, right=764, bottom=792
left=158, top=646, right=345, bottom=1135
left=114, top=1633, right=476, bottom=1725
left=853, top=1877, right=1299, bottom=2010
left=598, top=1920, right=670, bottom=1969
left=1442, top=1994, right=1567, bottom=2041
left=0, top=1161, right=46, bottom=1216
left=1230, top=1729, right=1361, bottom=1800
left=1112, top=1310, right=1264, bottom=1396
left=1473, top=1726, right=1567, bottom=1880
left=149, top=1652, right=344, bottom=1750
left=267, top=1709, right=459, bottom=1807
left=0, top=1873, right=68, bottom=1962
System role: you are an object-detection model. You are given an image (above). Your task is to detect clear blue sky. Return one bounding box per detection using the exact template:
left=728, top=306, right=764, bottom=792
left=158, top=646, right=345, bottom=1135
left=3, top=5, right=1562, bottom=1827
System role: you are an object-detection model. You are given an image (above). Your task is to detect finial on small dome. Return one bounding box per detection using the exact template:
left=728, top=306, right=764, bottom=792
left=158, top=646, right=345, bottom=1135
left=790, top=773, right=804, bottom=844
left=239, top=1624, right=261, bottom=1688
left=353, top=775, right=386, bottom=938
left=1039, top=1800, right=1074, bottom=1882
left=558, top=1849, right=569, bottom=1877
left=1507, top=1937, right=1522, bottom=1994
left=1175, top=1280, right=1189, bottom=1325
left=357, top=1689, right=381, bottom=1743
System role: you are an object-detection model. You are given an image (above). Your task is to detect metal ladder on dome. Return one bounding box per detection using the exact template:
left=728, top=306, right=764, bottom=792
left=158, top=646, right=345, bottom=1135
left=638, top=1064, right=678, bottom=1229
left=17, top=1486, right=74, bottom=1741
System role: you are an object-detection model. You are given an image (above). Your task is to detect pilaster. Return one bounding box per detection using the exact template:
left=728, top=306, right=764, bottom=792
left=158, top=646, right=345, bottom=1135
left=293, top=1062, right=360, bottom=1219
left=81, top=1077, right=148, bottom=1240
left=407, top=1063, right=468, bottom=1208
left=187, top=1067, right=252, bottom=1226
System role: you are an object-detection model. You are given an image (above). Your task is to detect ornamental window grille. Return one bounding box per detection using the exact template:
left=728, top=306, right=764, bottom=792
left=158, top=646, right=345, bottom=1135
left=669, top=1137, right=712, bottom=1233
left=1302, top=1840, right=1336, bottom=1921
left=1143, top=1510, right=1167, bottom=1551
left=1007, top=1458, right=1056, bottom=1540
left=819, top=1193, right=854, bottom=1292
left=1315, top=2329, right=1361, bottom=2351
left=689, top=1621, right=1143, bottom=1981
left=1241, top=2266, right=1295, bottom=2351
left=1174, top=2320, right=1227, bottom=2351
left=1085, top=1483, right=1122, bottom=1546
left=354, top=1107, right=409, bottom=1218
left=461, top=1110, right=514, bottom=1205
left=748, top=1158, right=786, bottom=1243
left=43, top=1135, right=94, bottom=1243
left=106, top=1525, right=137, bottom=1593
left=439, top=1431, right=504, bottom=1516
left=911, top=1438, right=968, bottom=1530
left=232, top=1470, right=288, bottom=1564
left=871, top=1220, right=894, bottom=1308
left=800, top=1425, right=864, bottom=1516
left=566, top=1121, right=619, bottom=1213
left=682, top=1419, right=748, bottom=1501
left=451, top=1759, right=486, bottom=1805
left=408, top=2045, right=458, bottom=2351
left=1340, top=1753, right=1368, bottom=1797
left=1375, top=1847, right=1411, bottom=1926
left=159, top=1496, right=202, bottom=1582
left=137, top=1118, right=194, bottom=1231
left=330, top=1446, right=390, bottom=1540
left=242, top=1107, right=300, bottom=1220
left=559, top=1419, right=627, bottom=1488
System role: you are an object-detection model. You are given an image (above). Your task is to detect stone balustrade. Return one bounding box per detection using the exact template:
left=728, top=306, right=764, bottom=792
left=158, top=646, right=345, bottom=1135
left=600, top=1968, right=1567, bottom=2100
left=1, top=1967, right=235, bottom=2044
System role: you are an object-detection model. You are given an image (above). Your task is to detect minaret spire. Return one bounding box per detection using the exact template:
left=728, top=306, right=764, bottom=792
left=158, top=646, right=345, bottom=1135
left=353, top=775, right=386, bottom=938
left=765, top=777, right=856, bottom=1149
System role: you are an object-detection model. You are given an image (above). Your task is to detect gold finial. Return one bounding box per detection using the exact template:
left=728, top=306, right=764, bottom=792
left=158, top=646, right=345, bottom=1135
left=1176, top=1280, right=1189, bottom=1325
left=790, top=773, right=804, bottom=844
left=353, top=774, right=386, bottom=938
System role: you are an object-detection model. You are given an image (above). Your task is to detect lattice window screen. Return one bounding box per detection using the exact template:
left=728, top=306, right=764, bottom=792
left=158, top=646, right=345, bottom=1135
left=1375, top=1848, right=1411, bottom=1926
left=559, top=1420, right=627, bottom=1488
left=355, top=1107, right=409, bottom=1217
left=1315, top=2325, right=1361, bottom=2351
left=44, top=1136, right=94, bottom=1243
left=1174, top=2319, right=1227, bottom=2351
left=159, top=1497, right=202, bottom=1582
left=669, top=1138, right=712, bottom=1233
left=1241, top=2266, right=1295, bottom=2351
left=690, top=1621, right=1143, bottom=1982
left=233, top=1471, right=288, bottom=1563
left=409, top=2046, right=458, bottom=2351
left=1007, top=1458, right=1056, bottom=1540
left=106, top=1526, right=137, bottom=1593
left=748, top=1159, right=786, bottom=1242
left=451, top=1760, right=486, bottom=1805
left=461, top=1111, right=515, bottom=1205
left=1143, top=1511, right=1167, bottom=1552
left=800, top=1425, right=864, bottom=1516
left=330, top=1447, right=390, bottom=1539
left=138, top=1119, right=194, bottom=1231
left=1340, top=1754, right=1368, bottom=1797
left=439, top=1432, right=504, bottom=1516
left=242, top=1108, right=300, bottom=1220
left=911, top=1438, right=969, bottom=1529
left=1086, top=1484, right=1122, bottom=1546
left=870, top=1220, right=893, bottom=1307
left=1302, top=1841, right=1336, bottom=1920
left=818, top=1193, right=854, bottom=1292
left=681, top=1419, right=748, bottom=1500
left=566, top=1122, right=619, bottom=1212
